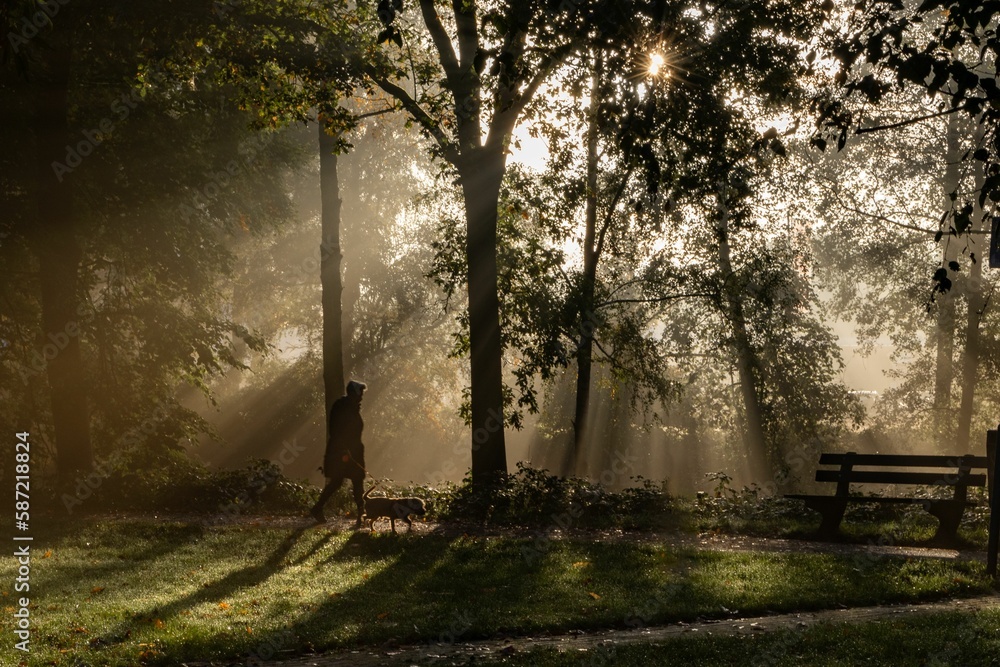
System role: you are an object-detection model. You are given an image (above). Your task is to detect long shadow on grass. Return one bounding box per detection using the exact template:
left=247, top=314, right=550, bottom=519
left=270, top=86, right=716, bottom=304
left=261, top=531, right=558, bottom=658
left=90, top=525, right=310, bottom=648
left=32, top=520, right=207, bottom=594
left=262, top=531, right=691, bottom=660
left=569, top=539, right=695, bottom=627
left=289, top=527, right=341, bottom=566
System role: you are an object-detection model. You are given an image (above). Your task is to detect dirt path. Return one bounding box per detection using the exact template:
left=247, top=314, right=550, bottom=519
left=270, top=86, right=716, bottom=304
left=242, top=594, right=1000, bottom=667
left=121, top=512, right=986, bottom=563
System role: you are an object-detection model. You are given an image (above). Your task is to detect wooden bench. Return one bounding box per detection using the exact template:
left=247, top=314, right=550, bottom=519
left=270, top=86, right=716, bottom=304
left=786, top=452, right=990, bottom=541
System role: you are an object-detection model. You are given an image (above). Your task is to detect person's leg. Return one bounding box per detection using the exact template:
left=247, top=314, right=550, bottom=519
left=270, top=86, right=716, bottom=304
left=350, top=475, right=365, bottom=528
left=310, top=476, right=343, bottom=522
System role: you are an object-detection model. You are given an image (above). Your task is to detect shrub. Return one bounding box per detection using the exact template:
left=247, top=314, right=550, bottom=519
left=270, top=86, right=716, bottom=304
left=416, top=462, right=676, bottom=530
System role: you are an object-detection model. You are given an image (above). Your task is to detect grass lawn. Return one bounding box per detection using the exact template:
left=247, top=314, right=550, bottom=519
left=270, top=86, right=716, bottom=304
left=0, top=516, right=994, bottom=666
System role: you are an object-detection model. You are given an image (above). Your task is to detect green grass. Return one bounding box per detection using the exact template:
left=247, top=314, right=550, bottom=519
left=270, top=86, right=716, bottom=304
left=694, top=493, right=991, bottom=548
left=464, top=609, right=1000, bottom=666
left=0, top=517, right=994, bottom=666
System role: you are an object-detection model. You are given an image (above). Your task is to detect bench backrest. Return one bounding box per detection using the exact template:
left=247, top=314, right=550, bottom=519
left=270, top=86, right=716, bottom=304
left=815, top=452, right=988, bottom=498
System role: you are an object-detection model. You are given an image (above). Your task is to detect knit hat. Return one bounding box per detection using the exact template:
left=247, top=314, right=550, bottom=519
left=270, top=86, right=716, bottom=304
left=346, top=380, right=367, bottom=397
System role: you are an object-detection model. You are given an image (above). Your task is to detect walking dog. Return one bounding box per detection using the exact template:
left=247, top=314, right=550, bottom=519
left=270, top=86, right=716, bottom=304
left=363, top=485, right=427, bottom=533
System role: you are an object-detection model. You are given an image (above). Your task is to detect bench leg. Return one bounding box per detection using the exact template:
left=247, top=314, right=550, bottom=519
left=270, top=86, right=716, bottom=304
left=803, top=499, right=847, bottom=538
left=926, top=502, right=963, bottom=542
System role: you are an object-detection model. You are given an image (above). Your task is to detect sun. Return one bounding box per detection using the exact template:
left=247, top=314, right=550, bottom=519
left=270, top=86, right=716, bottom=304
left=648, top=52, right=667, bottom=77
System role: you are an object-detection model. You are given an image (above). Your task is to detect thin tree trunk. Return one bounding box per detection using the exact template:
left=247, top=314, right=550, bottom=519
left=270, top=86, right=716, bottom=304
left=569, top=53, right=603, bottom=477
left=956, top=122, right=988, bottom=452
left=459, top=148, right=508, bottom=486
left=935, top=113, right=962, bottom=444
left=716, top=182, right=771, bottom=484
left=30, top=26, right=93, bottom=476
left=319, top=122, right=345, bottom=412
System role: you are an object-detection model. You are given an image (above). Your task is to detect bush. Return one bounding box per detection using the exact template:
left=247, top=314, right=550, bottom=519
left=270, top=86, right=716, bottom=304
left=39, top=449, right=318, bottom=516
left=407, top=462, right=677, bottom=530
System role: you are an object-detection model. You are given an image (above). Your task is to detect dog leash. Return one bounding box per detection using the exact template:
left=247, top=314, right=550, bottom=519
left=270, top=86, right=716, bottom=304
left=318, top=450, right=382, bottom=496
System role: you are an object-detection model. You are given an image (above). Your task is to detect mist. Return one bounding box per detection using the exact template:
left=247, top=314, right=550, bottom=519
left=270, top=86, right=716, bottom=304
left=3, top=0, right=995, bottom=504
left=179, top=93, right=992, bottom=499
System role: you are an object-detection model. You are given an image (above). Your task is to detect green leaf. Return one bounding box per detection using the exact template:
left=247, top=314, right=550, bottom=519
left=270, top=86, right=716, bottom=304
left=897, top=53, right=933, bottom=84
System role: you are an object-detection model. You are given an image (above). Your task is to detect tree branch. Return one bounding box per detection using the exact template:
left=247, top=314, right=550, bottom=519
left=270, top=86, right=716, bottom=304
left=452, top=0, right=478, bottom=72
left=487, top=41, right=576, bottom=150
left=354, top=105, right=396, bottom=120
left=591, top=336, right=633, bottom=377
left=517, top=43, right=575, bottom=114
left=838, top=203, right=989, bottom=235
left=594, top=164, right=636, bottom=262
left=366, top=71, right=460, bottom=165
left=598, top=292, right=716, bottom=308
left=855, top=102, right=971, bottom=135
left=419, top=0, right=461, bottom=88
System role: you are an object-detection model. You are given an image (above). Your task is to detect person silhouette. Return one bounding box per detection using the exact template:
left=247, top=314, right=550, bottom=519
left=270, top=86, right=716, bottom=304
left=309, top=380, right=367, bottom=526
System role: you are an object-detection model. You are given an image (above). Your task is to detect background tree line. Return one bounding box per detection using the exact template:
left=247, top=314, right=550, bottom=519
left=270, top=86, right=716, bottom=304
left=1, top=0, right=997, bottom=501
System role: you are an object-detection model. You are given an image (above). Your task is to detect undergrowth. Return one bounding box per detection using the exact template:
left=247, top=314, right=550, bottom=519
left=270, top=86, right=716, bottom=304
left=31, top=455, right=992, bottom=547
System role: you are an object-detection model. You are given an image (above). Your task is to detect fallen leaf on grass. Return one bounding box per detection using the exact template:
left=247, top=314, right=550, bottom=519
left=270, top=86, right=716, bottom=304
left=91, top=587, right=105, bottom=594
left=377, top=612, right=390, bottom=620
left=587, top=592, right=601, bottom=600
left=42, top=550, right=53, bottom=558
left=218, top=602, right=230, bottom=610
left=572, top=561, right=590, bottom=568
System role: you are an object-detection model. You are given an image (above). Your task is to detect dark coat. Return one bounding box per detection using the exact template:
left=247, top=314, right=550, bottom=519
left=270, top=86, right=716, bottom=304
left=323, top=395, right=365, bottom=478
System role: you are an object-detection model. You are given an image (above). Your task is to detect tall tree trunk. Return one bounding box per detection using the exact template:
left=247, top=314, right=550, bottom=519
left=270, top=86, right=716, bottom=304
left=716, top=182, right=771, bottom=484
left=956, top=122, right=988, bottom=452
left=30, top=25, right=93, bottom=476
left=935, top=113, right=962, bottom=444
left=340, top=150, right=362, bottom=380
left=319, top=123, right=345, bottom=413
left=569, top=53, right=603, bottom=477
left=459, top=148, right=508, bottom=486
